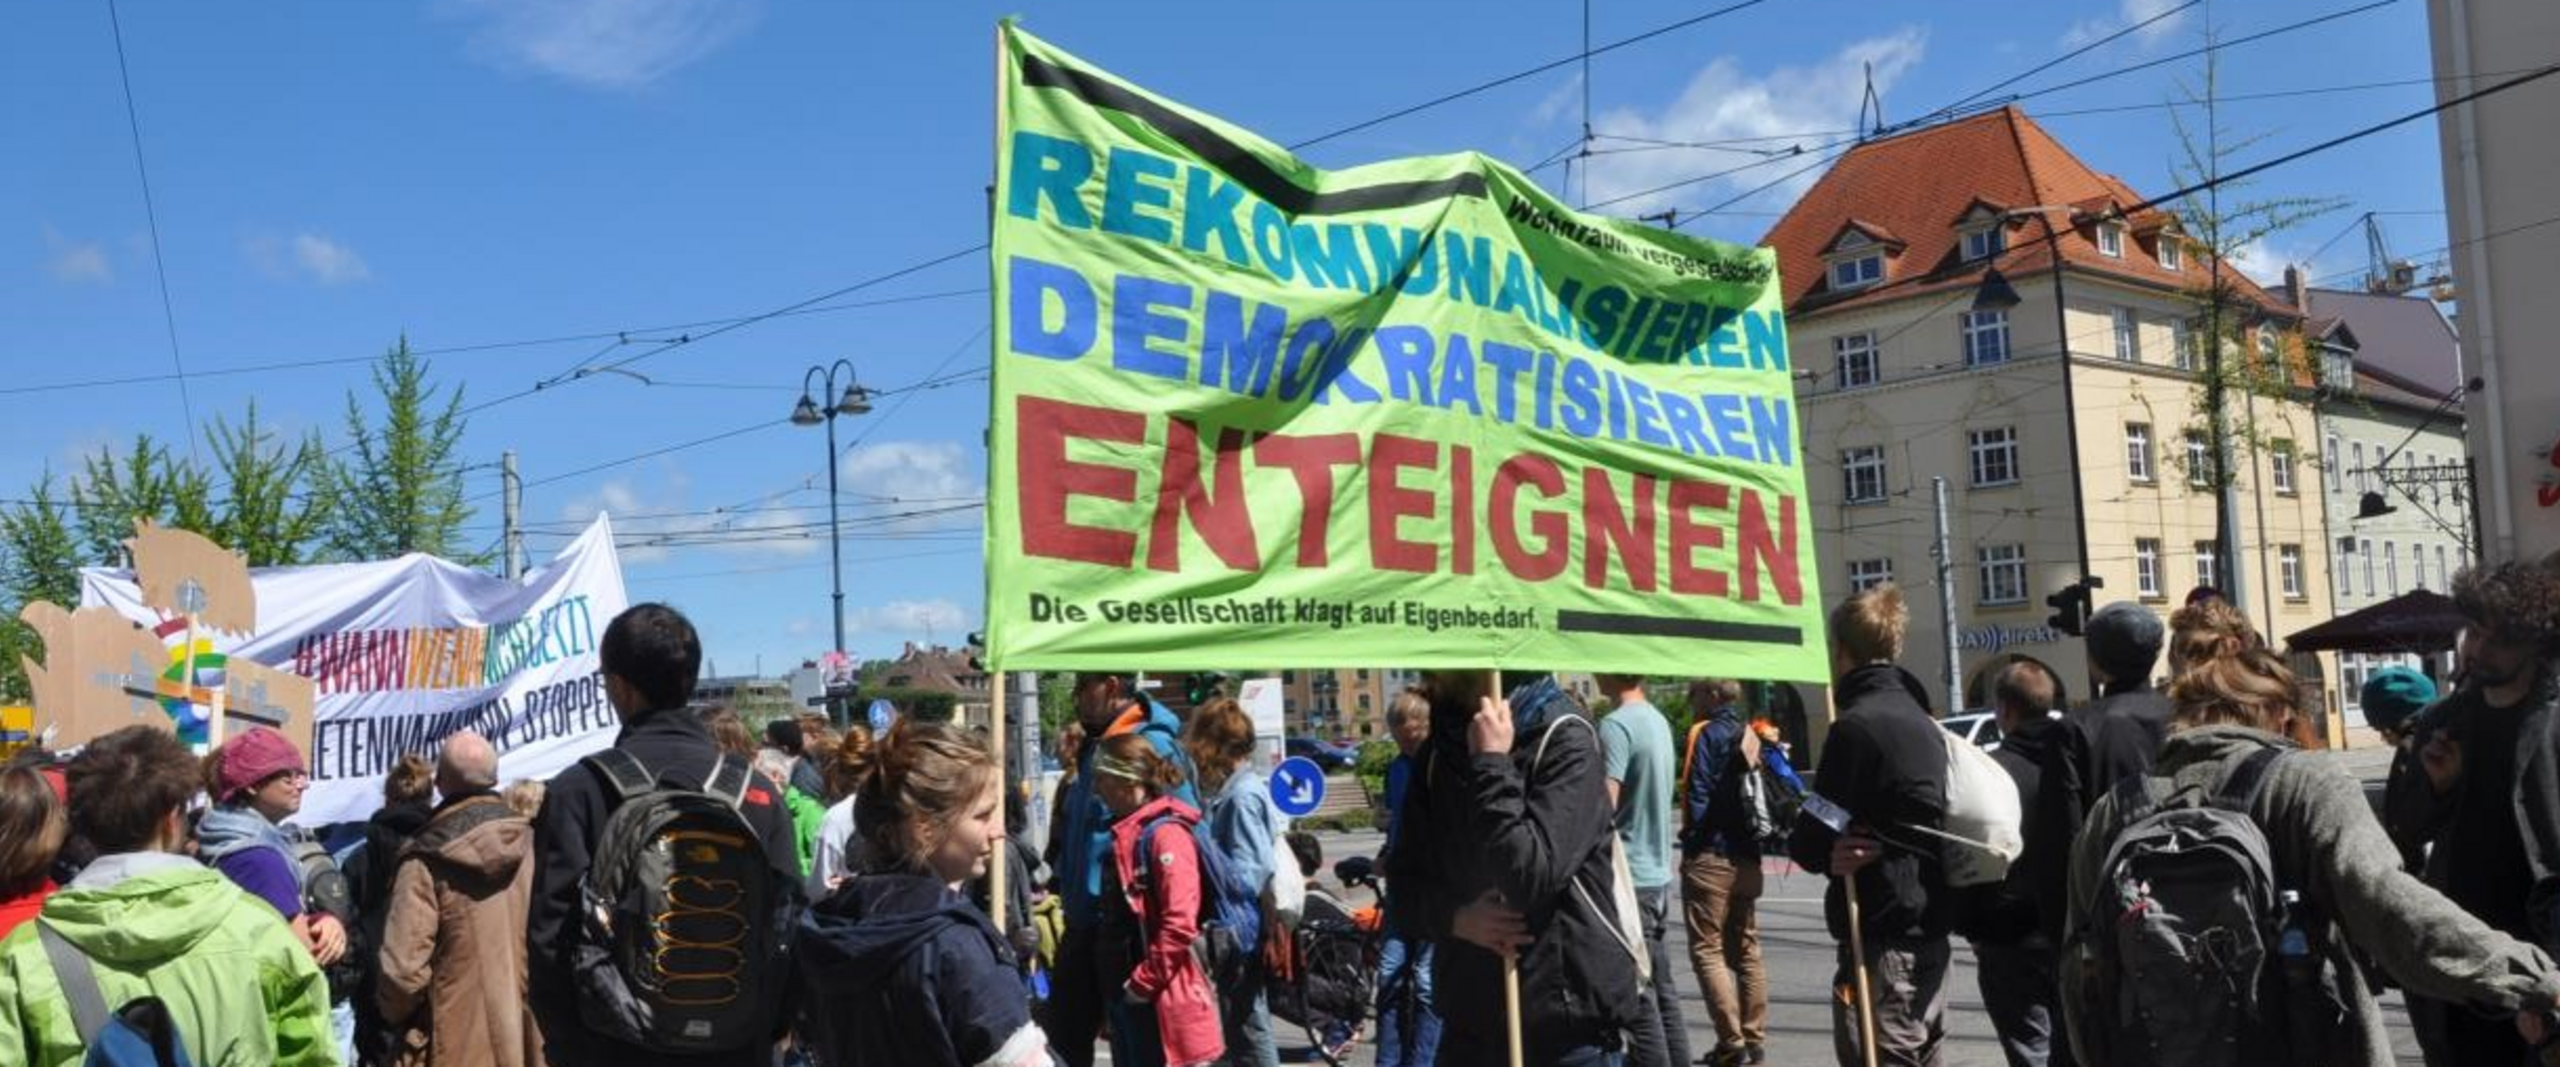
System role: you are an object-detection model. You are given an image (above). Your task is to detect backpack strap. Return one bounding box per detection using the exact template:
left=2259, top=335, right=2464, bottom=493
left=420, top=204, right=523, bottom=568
left=2210, top=746, right=2287, bottom=815
left=584, top=748, right=658, bottom=803
left=35, top=921, right=112, bottom=1046
left=1679, top=720, right=1710, bottom=788
left=702, top=753, right=752, bottom=809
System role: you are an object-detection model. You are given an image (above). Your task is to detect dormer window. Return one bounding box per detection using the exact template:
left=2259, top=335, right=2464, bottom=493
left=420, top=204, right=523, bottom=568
left=1962, top=225, right=2006, bottom=262
left=2157, top=237, right=2182, bottom=271
left=2096, top=223, right=2125, bottom=257
left=1831, top=253, right=1883, bottom=290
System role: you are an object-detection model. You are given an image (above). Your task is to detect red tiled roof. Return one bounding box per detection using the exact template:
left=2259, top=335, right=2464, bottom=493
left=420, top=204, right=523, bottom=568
left=1761, top=106, right=2293, bottom=319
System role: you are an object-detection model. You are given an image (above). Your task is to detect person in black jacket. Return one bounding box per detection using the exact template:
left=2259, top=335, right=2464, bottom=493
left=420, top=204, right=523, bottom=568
left=1952, top=661, right=2069, bottom=1067
left=525, top=603, right=803, bottom=1067
left=2026, top=600, right=2167, bottom=943
left=1787, top=584, right=1952, bottom=1067
left=796, top=718, right=1050, bottom=1067
left=1384, top=670, right=1639, bottom=1066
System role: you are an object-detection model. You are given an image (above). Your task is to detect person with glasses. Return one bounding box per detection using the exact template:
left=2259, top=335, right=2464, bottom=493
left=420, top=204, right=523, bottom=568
left=200, top=725, right=358, bottom=1057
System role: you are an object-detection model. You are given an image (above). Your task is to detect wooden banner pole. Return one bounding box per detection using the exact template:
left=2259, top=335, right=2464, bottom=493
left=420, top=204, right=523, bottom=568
left=988, top=669, right=1008, bottom=935
left=1487, top=668, right=1523, bottom=1067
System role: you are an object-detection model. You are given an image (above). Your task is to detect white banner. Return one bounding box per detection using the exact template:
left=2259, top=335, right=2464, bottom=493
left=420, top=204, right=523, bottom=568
left=81, top=515, right=631, bottom=826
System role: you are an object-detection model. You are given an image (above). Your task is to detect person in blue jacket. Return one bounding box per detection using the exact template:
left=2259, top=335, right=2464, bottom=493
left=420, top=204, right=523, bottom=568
left=794, top=718, right=1051, bottom=1067
left=1048, top=672, right=1198, bottom=1067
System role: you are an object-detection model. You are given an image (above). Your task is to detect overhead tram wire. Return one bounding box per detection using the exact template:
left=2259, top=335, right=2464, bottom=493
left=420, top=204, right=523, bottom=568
left=1980, top=0, right=2404, bottom=115
left=103, top=0, right=197, bottom=461
left=1921, top=0, right=2203, bottom=124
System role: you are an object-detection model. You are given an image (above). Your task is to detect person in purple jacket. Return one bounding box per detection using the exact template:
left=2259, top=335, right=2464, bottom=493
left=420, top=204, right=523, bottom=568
left=196, top=726, right=351, bottom=975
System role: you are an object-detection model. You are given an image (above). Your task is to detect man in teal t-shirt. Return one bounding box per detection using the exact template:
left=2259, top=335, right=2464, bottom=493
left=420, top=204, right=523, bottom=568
left=1599, top=673, right=1687, bottom=1067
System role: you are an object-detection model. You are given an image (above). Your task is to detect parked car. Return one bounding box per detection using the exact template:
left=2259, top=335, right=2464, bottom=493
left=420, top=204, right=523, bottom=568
left=1286, top=736, right=1359, bottom=771
left=1940, top=711, right=2003, bottom=752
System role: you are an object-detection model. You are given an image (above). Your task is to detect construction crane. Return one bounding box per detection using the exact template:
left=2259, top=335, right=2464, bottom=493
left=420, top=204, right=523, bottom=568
left=2364, top=213, right=2455, bottom=301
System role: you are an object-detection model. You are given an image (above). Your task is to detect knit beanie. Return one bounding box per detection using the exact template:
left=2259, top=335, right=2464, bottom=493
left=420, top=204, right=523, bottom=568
left=215, top=726, right=306, bottom=802
left=2086, top=601, right=2166, bottom=685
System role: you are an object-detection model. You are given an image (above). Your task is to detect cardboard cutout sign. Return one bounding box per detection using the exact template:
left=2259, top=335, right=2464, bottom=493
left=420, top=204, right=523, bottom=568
left=19, top=522, right=316, bottom=754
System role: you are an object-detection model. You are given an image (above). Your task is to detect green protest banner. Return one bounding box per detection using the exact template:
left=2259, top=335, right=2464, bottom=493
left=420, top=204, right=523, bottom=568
left=987, top=24, right=1826, bottom=679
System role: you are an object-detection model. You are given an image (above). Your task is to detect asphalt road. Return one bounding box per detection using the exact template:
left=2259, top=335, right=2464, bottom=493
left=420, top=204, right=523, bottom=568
left=1252, top=747, right=2425, bottom=1066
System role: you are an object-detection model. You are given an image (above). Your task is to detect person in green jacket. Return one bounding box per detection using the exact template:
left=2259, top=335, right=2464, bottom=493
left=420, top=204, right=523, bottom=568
left=0, top=725, right=336, bottom=1067
left=758, top=746, right=828, bottom=877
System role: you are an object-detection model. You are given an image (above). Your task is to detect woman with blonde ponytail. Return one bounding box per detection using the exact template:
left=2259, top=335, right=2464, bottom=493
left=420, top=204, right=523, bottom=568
left=2061, top=609, right=2560, bottom=1066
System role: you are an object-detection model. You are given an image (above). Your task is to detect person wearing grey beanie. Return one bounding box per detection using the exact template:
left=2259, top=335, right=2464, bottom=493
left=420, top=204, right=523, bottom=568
left=2024, top=601, right=2173, bottom=946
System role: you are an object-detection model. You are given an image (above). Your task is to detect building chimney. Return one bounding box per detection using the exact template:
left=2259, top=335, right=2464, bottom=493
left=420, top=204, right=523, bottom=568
left=2285, top=264, right=2307, bottom=313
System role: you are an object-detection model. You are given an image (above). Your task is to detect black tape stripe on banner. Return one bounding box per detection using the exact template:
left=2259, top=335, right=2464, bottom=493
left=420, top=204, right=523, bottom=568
left=1020, top=53, right=1489, bottom=216
left=1555, top=610, right=1802, bottom=646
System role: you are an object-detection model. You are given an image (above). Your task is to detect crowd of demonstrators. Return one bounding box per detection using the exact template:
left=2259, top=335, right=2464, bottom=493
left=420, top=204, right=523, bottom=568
left=1094, top=732, right=1224, bottom=1066
left=2063, top=596, right=2560, bottom=1066
left=1046, top=671, right=1195, bottom=1067
left=1183, top=697, right=1282, bottom=1067
left=1952, top=662, right=2067, bottom=1067
left=0, top=724, right=335, bottom=1064
left=1595, top=673, right=1688, bottom=1067
left=792, top=718, right=1048, bottom=1067
left=756, top=746, right=828, bottom=879
left=2386, top=560, right=2560, bottom=1066
left=1680, top=677, right=1771, bottom=1067
left=2026, top=600, right=2170, bottom=945
left=349, top=752, right=436, bottom=1062
left=376, top=731, right=542, bottom=1067
left=1788, top=584, right=1954, bottom=1067
left=1372, top=686, right=1441, bottom=1067
left=767, top=718, right=829, bottom=803
left=1385, top=669, right=1638, bottom=1066
left=202, top=723, right=362, bottom=1058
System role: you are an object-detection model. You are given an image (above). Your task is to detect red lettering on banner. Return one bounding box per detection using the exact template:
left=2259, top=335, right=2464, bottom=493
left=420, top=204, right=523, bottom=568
left=1450, top=445, right=1476, bottom=576
left=1018, top=396, right=1146, bottom=566
left=1367, top=434, right=1437, bottom=573
left=1490, top=454, right=1568, bottom=581
left=1582, top=469, right=1658, bottom=592
left=1255, top=432, right=1360, bottom=567
left=1737, top=489, right=1802, bottom=605
left=1147, top=418, right=1260, bottom=572
left=1668, top=480, right=1732, bottom=596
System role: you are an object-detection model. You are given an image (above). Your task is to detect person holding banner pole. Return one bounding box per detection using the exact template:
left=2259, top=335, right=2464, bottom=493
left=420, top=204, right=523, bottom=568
left=1384, top=670, right=1639, bottom=1067
left=1785, top=585, right=1954, bottom=1067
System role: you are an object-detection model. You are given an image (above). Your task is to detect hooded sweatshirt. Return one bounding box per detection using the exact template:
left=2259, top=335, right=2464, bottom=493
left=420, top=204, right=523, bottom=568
left=376, top=794, right=543, bottom=1067
left=0, top=852, right=335, bottom=1066
left=793, top=873, right=1046, bottom=1067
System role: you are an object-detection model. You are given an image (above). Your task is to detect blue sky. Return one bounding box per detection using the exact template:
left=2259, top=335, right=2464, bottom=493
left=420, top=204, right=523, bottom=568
left=5, top=0, right=2456, bottom=677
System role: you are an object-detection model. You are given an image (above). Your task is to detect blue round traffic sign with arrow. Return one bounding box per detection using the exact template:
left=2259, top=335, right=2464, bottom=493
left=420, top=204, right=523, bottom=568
left=1270, top=756, right=1327, bottom=818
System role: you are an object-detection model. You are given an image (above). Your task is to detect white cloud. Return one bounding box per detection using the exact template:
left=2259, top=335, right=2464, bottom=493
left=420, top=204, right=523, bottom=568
left=444, top=0, right=760, bottom=91
left=848, top=598, right=972, bottom=639
left=835, top=439, right=984, bottom=534
left=559, top=464, right=823, bottom=564
left=245, top=231, right=372, bottom=285
left=2062, top=0, right=2193, bottom=51
left=40, top=225, right=110, bottom=284
left=1576, top=28, right=1928, bottom=220
left=785, top=616, right=816, bottom=637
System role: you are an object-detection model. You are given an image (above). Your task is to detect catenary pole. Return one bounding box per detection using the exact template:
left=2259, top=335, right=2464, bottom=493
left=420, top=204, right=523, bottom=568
left=1933, top=477, right=1962, bottom=710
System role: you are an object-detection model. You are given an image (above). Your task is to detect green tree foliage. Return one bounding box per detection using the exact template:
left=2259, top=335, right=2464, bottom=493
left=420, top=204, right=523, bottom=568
left=319, top=339, right=479, bottom=563
left=202, top=403, right=331, bottom=566
left=0, top=476, right=80, bottom=700
left=69, top=435, right=206, bottom=566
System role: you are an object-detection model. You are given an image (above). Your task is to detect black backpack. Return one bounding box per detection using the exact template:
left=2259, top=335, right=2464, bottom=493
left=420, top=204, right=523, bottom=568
left=2068, top=746, right=2345, bottom=1067
left=570, top=749, right=790, bottom=1053
left=286, top=837, right=364, bottom=1001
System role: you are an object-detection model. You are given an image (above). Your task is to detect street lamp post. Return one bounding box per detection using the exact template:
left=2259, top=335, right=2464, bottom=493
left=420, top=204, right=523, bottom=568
left=792, top=360, right=875, bottom=655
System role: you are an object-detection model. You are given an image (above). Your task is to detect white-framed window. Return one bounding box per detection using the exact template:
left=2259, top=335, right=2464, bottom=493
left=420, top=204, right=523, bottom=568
left=2126, top=422, right=2155, bottom=483
left=2097, top=223, right=2125, bottom=257
left=2351, top=441, right=2367, bottom=493
left=2337, top=536, right=2356, bottom=594
left=2341, top=653, right=2367, bottom=712
left=1963, top=226, right=2006, bottom=262
left=1979, top=544, right=2027, bottom=605
left=2361, top=537, right=2376, bottom=597
left=2186, top=431, right=2213, bottom=488
left=2385, top=541, right=2400, bottom=596
left=2412, top=545, right=2428, bottom=592
left=2325, top=433, right=2342, bottom=492
left=2158, top=236, right=2183, bottom=271
left=1834, top=332, right=1879, bottom=389
left=2271, top=441, right=2297, bottom=495
left=2259, top=326, right=2281, bottom=364
left=2136, top=538, right=2163, bottom=598
left=1970, top=426, right=2020, bottom=487
left=1963, top=309, right=2010, bottom=366
left=2322, top=350, right=2355, bottom=393
left=2172, top=318, right=2198, bottom=371
left=1843, top=446, right=1887, bottom=504
left=1847, top=558, right=1894, bottom=593
left=2195, top=540, right=2219, bottom=591
left=2113, top=307, right=2140, bottom=362
left=2437, top=545, right=2451, bottom=590
left=1831, top=254, right=1883, bottom=290
left=2281, top=544, right=2305, bottom=599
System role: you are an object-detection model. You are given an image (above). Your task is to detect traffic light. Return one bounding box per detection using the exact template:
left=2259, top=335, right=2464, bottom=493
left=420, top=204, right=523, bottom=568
left=965, top=631, right=987, bottom=674
left=2044, top=575, right=2103, bottom=637
left=1184, top=671, right=1232, bottom=707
